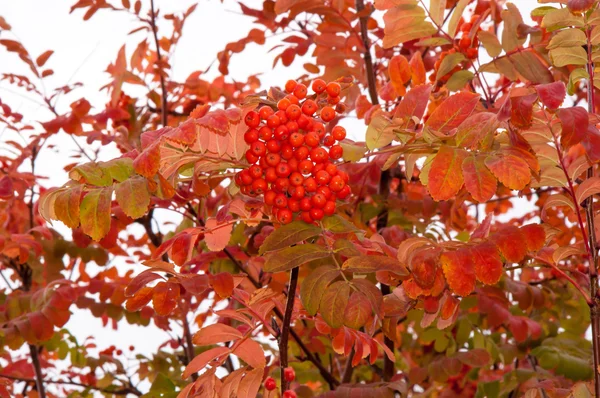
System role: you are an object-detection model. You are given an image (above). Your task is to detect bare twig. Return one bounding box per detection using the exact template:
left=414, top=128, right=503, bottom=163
left=149, top=0, right=168, bottom=127
left=279, top=267, right=299, bottom=392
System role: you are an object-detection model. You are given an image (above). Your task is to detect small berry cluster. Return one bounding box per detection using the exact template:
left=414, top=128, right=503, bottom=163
left=430, top=15, right=481, bottom=83
left=264, top=367, right=296, bottom=395
left=235, top=79, right=351, bottom=225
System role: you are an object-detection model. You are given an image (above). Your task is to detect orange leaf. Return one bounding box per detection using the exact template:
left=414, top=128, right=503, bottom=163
left=210, top=272, right=234, bottom=298
left=441, top=248, right=476, bottom=296
left=152, top=281, right=180, bottom=316
left=472, top=242, right=504, bottom=285
left=425, top=91, right=480, bottom=134
left=183, top=346, right=229, bottom=379
left=320, top=281, right=350, bottom=328
left=388, top=55, right=411, bottom=95
left=204, top=217, right=233, bottom=252
left=520, top=224, right=546, bottom=252
left=462, top=155, right=497, bottom=203
left=232, top=339, right=266, bottom=369
left=409, top=52, right=426, bottom=85
left=493, top=226, right=527, bottom=263
left=36, top=50, right=54, bottom=67
left=484, top=151, right=531, bottom=190
left=79, top=187, right=112, bottom=241
left=193, top=323, right=243, bottom=346
left=343, top=292, right=371, bottom=329
left=125, top=286, right=153, bottom=312
left=428, top=145, right=469, bottom=201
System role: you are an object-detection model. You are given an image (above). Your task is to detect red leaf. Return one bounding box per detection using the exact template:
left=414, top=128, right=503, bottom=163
left=152, top=281, right=180, bottom=316
left=472, top=242, right=503, bottom=285
left=210, top=272, right=234, bottom=298
left=204, top=217, right=233, bottom=252
left=193, top=323, right=243, bottom=346
left=425, top=91, right=480, bottom=134
left=388, top=55, right=411, bottom=95
left=0, top=176, right=14, bottom=199
left=125, top=270, right=164, bottom=297
left=428, top=145, right=469, bottom=201
left=493, top=226, right=527, bottom=263
left=484, top=151, right=531, bottom=190
left=568, top=0, right=594, bottom=13
left=510, top=94, right=536, bottom=129
left=125, top=286, right=153, bottom=311
left=520, top=224, right=546, bottom=252
left=462, top=155, right=497, bottom=203
left=558, top=106, right=589, bottom=148
left=394, top=84, right=431, bottom=121
left=441, top=248, right=476, bottom=296
left=535, top=81, right=565, bottom=110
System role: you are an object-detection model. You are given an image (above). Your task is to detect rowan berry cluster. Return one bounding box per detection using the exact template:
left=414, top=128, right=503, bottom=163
left=430, top=15, right=481, bottom=83
left=235, top=79, right=351, bottom=225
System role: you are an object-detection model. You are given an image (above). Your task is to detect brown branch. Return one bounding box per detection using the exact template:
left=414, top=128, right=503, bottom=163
left=279, top=267, right=299, bottom=392
left=0, top=373, right=141, bottom=396
left=149, top=0, right=168, bottom=127
left=585, top=24, right=600, bottom=398
left=182, top=313, right=197, bottom=379
left=341, top=348, right=355, bottom=383
left=356, top=0, right=378, bottom=106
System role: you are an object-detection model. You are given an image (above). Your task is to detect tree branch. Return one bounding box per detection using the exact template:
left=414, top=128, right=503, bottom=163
left=149, top=0, right=168, bottom=127
left=0, top=373, right=141, bottom=396
left=279, top=267, right=299, bottom=392
left=356, top=0, right=378, bottom=106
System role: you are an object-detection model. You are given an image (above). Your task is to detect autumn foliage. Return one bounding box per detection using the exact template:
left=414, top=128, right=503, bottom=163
left=4, top=0, right=600, bottom=396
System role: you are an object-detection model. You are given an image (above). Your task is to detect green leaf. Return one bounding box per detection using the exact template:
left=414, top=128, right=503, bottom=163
left=342, top=255, right=409, bottom=276
left=300, top=265, right=340, bottom=315
left=102, top=158, right=135, bottom=182
left=69, top=162, right=113, bottom=187
left=446, top=70, right=474, bottom=91
left=80, top=187, right=113, bottom=241
left=436, top=53, right=465, bottom=81
left=263, top=244, right=330, bottom=273
left=340, top=140, right=367, bottom=162
left=322, top=215, right=359, bottom=233
left=148, top=373, right=176, bottom=394
left=320, top=281, right=350, bottom=328
left=428, top=0, right=445, bottom=26
left=259, top=221, right=321, bottom=254
left=549, top=47, right=588, bottom=67
left=115, top=177, right=150, bottom=219
left=477, top=31, right=502, bottom=57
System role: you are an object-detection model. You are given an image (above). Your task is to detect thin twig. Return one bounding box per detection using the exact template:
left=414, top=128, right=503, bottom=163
left=149, top=0, right=168, bottom=127
left=279, top=267, right=299, bottom=392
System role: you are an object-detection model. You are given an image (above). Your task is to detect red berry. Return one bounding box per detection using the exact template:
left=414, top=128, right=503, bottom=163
left=277, top=98, right=291, bottom=111
left=286, top=104, right=301, bottom=120
left=294, top=146, right=310, bottom=160
left=249, top=165, right=263, bottom=179
left=286, top=121, right=299, bottom=132
left=278, top=209, right=293, bottom=224
left=275, top=125, right=290, bottom=141
left=311, top=193, right=327, bottom=209
left=240, top=169, right=253, bottom=185
left=317, top=186, right=332, bottom=199
left=245, top=150, right=259, bottom=164
left=244, top=129, right=259, bottom=144
left=281, top=144, right=294, bottom=160
left=276, top=162, right=291, bottom=178
left=302, top=99, right=318, bottom=116
left=259, top=106, right=275, bottom=120
left=325, top=163, right=337, bottom=176
left=252, top=178, right=267, bottom=194
left=337, top=185, right=351, bottom=199
left=312, top=122, right=326, bottom=138
left=288, top=199, right=300, bottom=213
left=283, top=367, right=296, bottom=382
left=300, top=197, right=312, bottom=211
left=321, top=106, right=336, bottom=122
left=459, top=36, right=472, bottom=49
left=265, top=153, right=281, bottom=167
left=250, top=141, right=266, bottom=157
left=298, top=159, right=314, bottom=175
left=264, top=190, right=276, bottom=205
left=323, top=135, right=335, bottom=147
left=289, top=132, right=305, bottom=147
left=466, top=47, right=478, bottom=59
left=293, top=83, right=307, bottom=99
left=274, top=178, right=290, bottom=192
left=326, top=82, right=341, bottom=97
left=289, top=172, right=304, bottom=186
left=267, top=115, right=281, bottom=128
left=312, top=79, right=327, bottom=93
left=310, top=147, right=328, bottom=163
left=264, top=377, right=277, bottom=391
left=291, top=185, right=305, bottom=199
left=258, top=126, right=273, bottom=141
left=310, top=208, right=324, bottom=221
left=275, top=110, right=289, bottom=124
left=285, top=80, right=298, bottom=93
left=265, top=167, right=277, bottom=182
left=332, top=126, right=346, bottom=141
left=304, top=177, right=317, bottom=192
left=245, top=111, right=260, bottom=127
left=297, top=114, right=310, bottom=128
left=315, top=170, right=331, bottom=185
left=328, top=95, right=341, bottom=105
left=330, top=175, right=345, bottom=192
left=329, top=145, right=343, bottom=160
left=305, top=132, right=320, bottom=147
left=274, top=194, right=288, bottom=208
left=323, top=201, right=336, bottom=216
left=266, top=139, right=281, bottom=154
left=301, top=211, right=313, bottom=223
left=288, top=157, right=299, bottom=171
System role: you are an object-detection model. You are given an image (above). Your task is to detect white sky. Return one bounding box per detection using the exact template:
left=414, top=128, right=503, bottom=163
left=0, top=0, right=542, bottom=395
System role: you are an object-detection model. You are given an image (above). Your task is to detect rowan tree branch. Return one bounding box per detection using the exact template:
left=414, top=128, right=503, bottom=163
left=279, top=266, right=299, bottom=392
left=0, top=373, right=141, bottom=396
left=149, top=0, right=168, bottom=127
